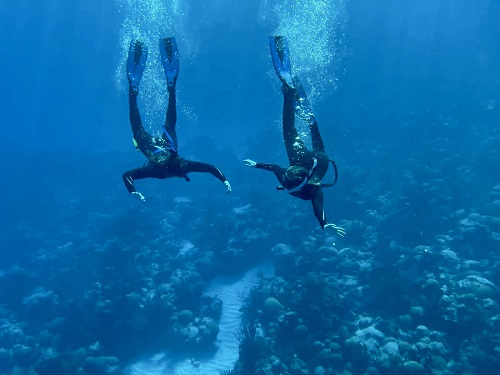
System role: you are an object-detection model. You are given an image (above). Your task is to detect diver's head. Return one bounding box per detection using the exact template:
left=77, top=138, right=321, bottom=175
left=283, top=166, right=309, bottom=189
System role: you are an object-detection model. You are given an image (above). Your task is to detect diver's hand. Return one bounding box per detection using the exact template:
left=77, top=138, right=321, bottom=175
left=243, top=159, right=257, bottom=167
left=324, top=223, right=346, bottom=237
left=132, top=191, right=146, bottom=202
left=224, top=180, right=232, bottom=194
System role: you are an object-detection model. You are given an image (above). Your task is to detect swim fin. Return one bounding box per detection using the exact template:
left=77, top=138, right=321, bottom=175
left=159, top=37, right=180, bottom=88
left=127, top=40, right=148, bottom=92
left=270, top=37, right=316, bottom=123
left=269, top=36, right=294, bottom=88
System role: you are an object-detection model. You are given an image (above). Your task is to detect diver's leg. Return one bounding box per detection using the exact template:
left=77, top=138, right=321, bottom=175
left=127, top=40, right=154, bottom=149
left=309, top=117, right=325, bottom=153
left=291, top=76, right=325, bottom=153
left=128, top=88, right=153, bottom=146
left=162, top=85, right=178, bottom=151
left=129, top=89, right=142, bottom=134
left=282, top=86, right=306, bottom=165
left=160, top=37, right=179, bottom=151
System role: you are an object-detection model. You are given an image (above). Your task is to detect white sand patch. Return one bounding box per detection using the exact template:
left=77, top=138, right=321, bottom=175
left=127, top=264, right=274, bottom=375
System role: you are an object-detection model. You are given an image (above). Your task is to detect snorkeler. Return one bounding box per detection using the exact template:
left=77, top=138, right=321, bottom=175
left=243, top=36, right=344, bottom=235
left=122, top=38, right=231, bottom=201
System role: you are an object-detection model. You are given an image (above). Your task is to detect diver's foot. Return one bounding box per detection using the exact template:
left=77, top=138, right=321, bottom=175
left=127, top=40, right=148, bottom=92
left=159, top=37, right=179, bottom=88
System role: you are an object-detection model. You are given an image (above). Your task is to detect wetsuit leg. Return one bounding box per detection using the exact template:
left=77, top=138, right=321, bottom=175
left=129, top=88, right=155, bottom=149
left=282, top=87, right=307, bottom=166
left=122, top=163, right=167, bottom=194
left=309, top=118, right=330, bottom=183
left=183, top=160, right=227, bottom=183
left=162, top=86, right=178, bottom=151
left=309, top=118, right=325, bottom=153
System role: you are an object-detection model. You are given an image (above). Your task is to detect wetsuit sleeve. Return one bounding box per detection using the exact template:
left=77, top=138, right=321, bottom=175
left=122, top=164, right=161, bottom=194
left=122, top=171, right=137, bottom=194
left=184, top=160, right=228, bottom=183
left=255, top=163, right=283, bottom=173
left=311, top=187, right=328, bottom=229
left=255, top=163, right=287, bottom=183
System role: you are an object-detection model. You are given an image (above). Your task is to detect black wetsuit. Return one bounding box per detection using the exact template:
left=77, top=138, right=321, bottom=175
left=255, top=86, right=331, bottom=229
left=122, top=86, right=227, bottom=194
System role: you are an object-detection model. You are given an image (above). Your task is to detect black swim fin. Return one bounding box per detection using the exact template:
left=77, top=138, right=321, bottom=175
left=269, top=36, right=294, bottom=88
left=127, top=40, right=148, bottom=92
left=159, top=37, right=180, bottom=88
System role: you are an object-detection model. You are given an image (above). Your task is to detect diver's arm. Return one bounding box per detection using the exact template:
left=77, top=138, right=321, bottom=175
left=184, top=160, right=226, bottom=182
left=183, top=160, right=231, bottom=193
left=312, top=187, right=346, bottom=236
left=122, top=166, right=158, bottom=201
left=243, top=159, right=282, bottom=172
left=122, top=172, right=145, bottom=201
left=254, top=163, right=283, bottom=173
left=244, top=159, right=286, bottom=183
left=255, top=163, right=281, bottom=172
left=255, top=163, right=288, bottom=182
left=311, top=187, right=327, bottom=229
left=123, top=171, right=137, bottom=194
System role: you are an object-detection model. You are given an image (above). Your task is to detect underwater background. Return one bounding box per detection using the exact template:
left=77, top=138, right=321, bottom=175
left=1, top=0, right=499, bottom=374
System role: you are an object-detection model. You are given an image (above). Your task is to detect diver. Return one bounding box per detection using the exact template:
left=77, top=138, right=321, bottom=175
left=122, top=38, right=231, bottom=201
left=243, top=36, right=344, bottom=235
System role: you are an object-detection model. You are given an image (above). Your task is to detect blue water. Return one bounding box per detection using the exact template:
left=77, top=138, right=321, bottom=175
left=1, top=0, right=499, bottom=374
